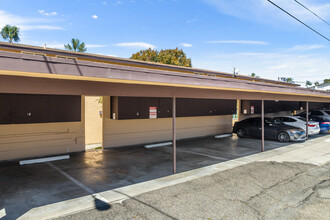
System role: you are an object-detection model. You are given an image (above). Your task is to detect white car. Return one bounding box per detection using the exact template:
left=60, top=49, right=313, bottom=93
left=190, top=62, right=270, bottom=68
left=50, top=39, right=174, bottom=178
left=274, top=116, right=320, bottom=135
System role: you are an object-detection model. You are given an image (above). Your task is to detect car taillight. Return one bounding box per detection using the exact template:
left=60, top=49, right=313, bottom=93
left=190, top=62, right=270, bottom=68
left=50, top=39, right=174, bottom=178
left=321, top=122, right=330, bottom=125
left=308, top=124, right=315, bottom=127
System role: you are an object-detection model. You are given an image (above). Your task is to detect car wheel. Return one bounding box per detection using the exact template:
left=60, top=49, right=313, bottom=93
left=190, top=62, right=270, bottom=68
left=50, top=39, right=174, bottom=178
left=237, top=128, right=246, bottom=138
left=277, top=131, right=290, bottom=143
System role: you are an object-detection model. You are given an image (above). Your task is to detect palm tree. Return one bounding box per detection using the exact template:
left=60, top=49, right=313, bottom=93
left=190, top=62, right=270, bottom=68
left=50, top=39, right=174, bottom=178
left=305, top=80, right=312, bottom=88
left=64, top=38, right=87, bottom=52
left=1, top=25, right=20, bottom=43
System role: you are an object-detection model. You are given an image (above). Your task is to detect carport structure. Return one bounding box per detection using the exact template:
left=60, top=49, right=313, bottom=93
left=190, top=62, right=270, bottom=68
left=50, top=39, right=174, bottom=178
left=0, top=42, right=330, bottom=174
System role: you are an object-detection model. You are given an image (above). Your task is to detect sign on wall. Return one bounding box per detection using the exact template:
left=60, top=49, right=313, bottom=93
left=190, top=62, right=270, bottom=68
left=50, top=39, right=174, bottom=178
left=251, top=106, right=255, bottom=114
left=149, top=107, right=157, bottom=119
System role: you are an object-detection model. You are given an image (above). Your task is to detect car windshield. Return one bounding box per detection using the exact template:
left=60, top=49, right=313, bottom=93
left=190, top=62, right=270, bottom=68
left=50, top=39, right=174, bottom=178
left=297, top=116, right=307, bottom=122
left=271, top=118, right=284, bottom=125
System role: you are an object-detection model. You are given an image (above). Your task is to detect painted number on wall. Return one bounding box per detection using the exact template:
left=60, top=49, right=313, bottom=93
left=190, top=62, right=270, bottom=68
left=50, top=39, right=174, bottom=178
left=149, top=107, right=157, bottom=119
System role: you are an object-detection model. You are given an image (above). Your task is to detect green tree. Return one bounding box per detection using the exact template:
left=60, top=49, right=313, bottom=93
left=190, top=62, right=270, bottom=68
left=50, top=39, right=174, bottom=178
left=64, top=38, right=87, bottom=52
left=305, top=80, right=312, bottom=88
left=131, top=48, right=192, bottom=67
left=323, top=79, right=330, bottom=84
left=314, top=82, right=320, bottom=86
left=286, top=77, right=294, bottom=84
left=1, top=25, right=20, bottom=43
left=130, top=48, right=159, bottom=62
left=250, top=73, right=260, bottom=78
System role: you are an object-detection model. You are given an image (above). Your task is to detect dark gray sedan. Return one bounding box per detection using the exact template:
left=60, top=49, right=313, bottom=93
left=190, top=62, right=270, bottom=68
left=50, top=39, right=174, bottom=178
left=233, top=117, right=306, bottom=142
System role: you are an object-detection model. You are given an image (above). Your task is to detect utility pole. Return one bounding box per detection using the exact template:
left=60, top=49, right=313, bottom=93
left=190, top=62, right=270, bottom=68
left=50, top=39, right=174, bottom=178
left=233, top=67, right=239, bottom=78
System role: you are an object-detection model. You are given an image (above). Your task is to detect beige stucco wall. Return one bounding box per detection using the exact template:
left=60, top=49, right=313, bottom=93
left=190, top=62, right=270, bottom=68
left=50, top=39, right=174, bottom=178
left=84, top=96, right=103, bottom=146
left=0, top=96, right=85, bottom=161
left=102, top=96, right=233, bottom=148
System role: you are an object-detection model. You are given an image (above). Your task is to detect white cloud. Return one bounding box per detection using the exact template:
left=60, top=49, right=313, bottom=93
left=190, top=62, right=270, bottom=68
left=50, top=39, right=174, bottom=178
left=202, top=0, right=330, bottom=25
left=114, top=42, right=156, bottom=49
left=0, top=10, right=62, bottom=31
left=85, top=44, right=107, bottom=48
left=46, top=43, right=64, bottom=49
left=193, top=49, right=330, bottom=83
left=38, top=9, right=57, bottom=16
left=92, top=15, right=98, bottom=19
left=207, top=40, right=268, bottom=45
left=287, top=44, right=325, bottom=51
left=267, top=64, right=289, bottom=70
left=180, top=43, right=193, bottom=47
left=20, top=25, right=63, bottom=30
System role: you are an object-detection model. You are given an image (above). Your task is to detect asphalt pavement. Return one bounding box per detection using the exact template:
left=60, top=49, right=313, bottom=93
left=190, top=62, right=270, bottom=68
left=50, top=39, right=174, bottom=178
left=56, top=161, right=330, bottom=220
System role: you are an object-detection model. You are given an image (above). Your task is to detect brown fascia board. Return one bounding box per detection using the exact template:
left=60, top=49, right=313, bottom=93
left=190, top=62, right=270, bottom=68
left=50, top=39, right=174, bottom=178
left=0, top=49, right=329, bottom=100
left=0, top=42, right=298, bottom=87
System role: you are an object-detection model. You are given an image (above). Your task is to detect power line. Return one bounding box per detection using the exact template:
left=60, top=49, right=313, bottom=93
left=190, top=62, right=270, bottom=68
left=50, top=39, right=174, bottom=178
left=294, top=0, right=330, bottom=26
left=267, top=0, right=330, bottom=42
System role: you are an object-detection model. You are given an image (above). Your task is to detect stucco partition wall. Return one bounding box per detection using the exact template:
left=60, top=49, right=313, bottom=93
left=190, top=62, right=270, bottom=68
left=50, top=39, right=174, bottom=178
left=102, top=96, right=232, bottom=148
left=0, top=96, right=85, bottom=161
left=85, top=96, right=103, bottom=146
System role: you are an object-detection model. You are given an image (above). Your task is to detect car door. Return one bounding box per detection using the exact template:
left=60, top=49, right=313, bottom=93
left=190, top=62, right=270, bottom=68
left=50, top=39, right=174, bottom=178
left=264, top=118, right=277, bottom=139
left=246, top=118, right=261, bottom=137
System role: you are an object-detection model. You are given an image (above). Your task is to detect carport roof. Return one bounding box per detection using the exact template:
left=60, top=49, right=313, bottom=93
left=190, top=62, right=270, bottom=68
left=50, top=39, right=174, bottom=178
left=0, top=42, right=330, bottom=101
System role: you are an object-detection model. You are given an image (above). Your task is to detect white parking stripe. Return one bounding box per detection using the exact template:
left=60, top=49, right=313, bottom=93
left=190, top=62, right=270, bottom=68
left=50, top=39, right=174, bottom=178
left=47, top=162, right=109, bottom=203
left=20, top=155, right=70, bottom=165
left=0, top=208, right=6, bottom=219
left=176, top=148, right=229, bottom=161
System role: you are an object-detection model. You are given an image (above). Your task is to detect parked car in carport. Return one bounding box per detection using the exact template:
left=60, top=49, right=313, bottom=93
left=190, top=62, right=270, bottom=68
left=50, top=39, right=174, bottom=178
left=297, top=110, right=330, bottom=133
left=233, top=117, right=306, bottom=142
left=273, top=116, right=320, bottom=135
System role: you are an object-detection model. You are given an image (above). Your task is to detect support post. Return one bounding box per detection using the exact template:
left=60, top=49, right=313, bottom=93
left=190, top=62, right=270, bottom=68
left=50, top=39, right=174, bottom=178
left=172, top=97, right=176, bottom=174
left=261, top=99, right=265, bottom=152
left=306, top=101, right=309, bottom=140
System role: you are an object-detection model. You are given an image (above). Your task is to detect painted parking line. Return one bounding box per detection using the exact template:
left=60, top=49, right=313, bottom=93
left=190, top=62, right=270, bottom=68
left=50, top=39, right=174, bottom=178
left=46, top=162, right=109, bottom=204
left=175, top=148, right=230, bottom=161
left=0, top=208, right=6, bottom=219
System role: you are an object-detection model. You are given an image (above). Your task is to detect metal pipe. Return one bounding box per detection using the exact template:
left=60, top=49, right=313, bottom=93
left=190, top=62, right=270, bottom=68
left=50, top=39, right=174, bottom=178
left=172, top=97, right=177, bottom=174
left=306, top=101, right=309, bottom=140
left=261, top=99, right=265, bottom=152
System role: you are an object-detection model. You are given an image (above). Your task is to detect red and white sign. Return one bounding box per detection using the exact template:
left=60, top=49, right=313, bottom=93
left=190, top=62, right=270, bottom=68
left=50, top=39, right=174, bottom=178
left=250, top=106, right=255, bottom=114
left=149, top=107, right=157, bottom=119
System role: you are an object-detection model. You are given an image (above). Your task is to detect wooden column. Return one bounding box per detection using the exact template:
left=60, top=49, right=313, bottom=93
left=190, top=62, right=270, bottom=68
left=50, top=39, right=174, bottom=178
left=306, top=101, right=309, bottom=140
left=172, top=97, right=177, bottom=174
left=261, top=99, right=265, bottom=152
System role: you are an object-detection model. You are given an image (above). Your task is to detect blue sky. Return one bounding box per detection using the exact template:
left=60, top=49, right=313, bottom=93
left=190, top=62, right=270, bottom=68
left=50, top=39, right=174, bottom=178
left=0, top=0, right=330, bottom=85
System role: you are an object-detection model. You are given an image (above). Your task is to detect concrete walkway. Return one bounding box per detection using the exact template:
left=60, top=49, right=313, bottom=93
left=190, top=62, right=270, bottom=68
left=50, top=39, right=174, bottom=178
left=16, top=134, right=330, bottom=220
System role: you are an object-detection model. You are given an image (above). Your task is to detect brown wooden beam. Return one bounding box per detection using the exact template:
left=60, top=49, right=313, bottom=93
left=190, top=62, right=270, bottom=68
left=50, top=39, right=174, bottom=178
left=172, top=97, right=177, bottom=174
left=261, top=99, right=265, bottom=152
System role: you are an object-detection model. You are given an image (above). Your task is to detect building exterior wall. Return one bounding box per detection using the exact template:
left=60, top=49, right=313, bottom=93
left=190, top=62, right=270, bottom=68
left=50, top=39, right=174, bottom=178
left=0, top=96, right=85, bottom=161
left=102, top=96, right=232, bottom=148
left=84, top=96, right=103, bottom=146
